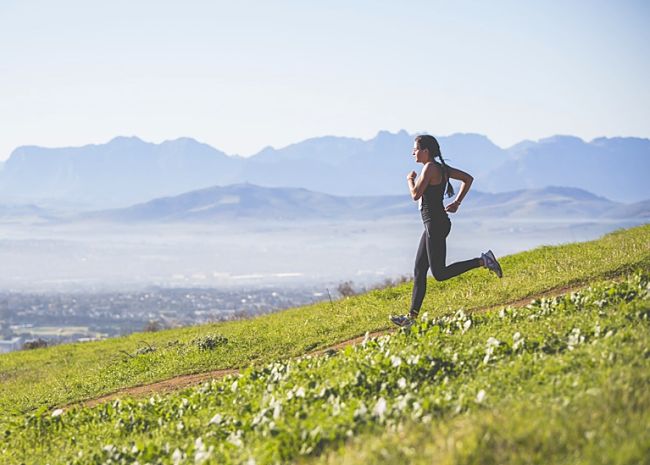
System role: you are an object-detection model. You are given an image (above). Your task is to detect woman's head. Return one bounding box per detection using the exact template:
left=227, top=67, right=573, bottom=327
left=413, top=135, right=441, bottom=162
left=413, top=134, right=455, bottom=198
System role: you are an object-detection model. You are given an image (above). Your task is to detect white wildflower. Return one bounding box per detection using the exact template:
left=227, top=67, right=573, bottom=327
left=208, top=413, right=222, bottom=425
left=476, top=389, right=487, bottom=403
left=231, top=380, right=238, bottom=392
left=171, top=449, right=183, bottom=465
left=463, top=319, right=472, bottom=332
left=568, top=328, right=583, bottom=350
left=195, top=448, right=212, bottom=464
left=484, top=337, right=501, bottom=364
left=295, top=386, right=305, bottom=398
left=194, top=437, right=213, bottom=464
left=513, top=332, right=525, bottom=352
left=228, top=431, right=243, bottom=447
left=390, top=355, right=402, bottom=368
left=354, top=402, right=368, bottom=418
left=373, top=397, right=387, bottom=418
left=407, top=354, right=420, bottom=365
left=398, top=377, right=407, bottom=389
left=331, top=397, right=341, bottom=416
left=273, top=403, right=282, bottom=420
left=51, top=408, right=64, bottom=418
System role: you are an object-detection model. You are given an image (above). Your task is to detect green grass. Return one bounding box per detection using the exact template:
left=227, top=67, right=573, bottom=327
left=309, top=358, right=650, bottom=465
left=3, top=265, right=649, bottom=464
left=308, top=284, right=650, bottom=465
left=0, top=224, right=649, bottom=420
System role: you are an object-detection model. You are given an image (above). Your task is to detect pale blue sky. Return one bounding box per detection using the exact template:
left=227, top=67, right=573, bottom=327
left=1, top=0, right=648, bottom=159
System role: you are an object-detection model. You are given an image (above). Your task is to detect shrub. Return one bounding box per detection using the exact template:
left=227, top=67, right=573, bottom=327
left=337, top=281, right=356, bottom=297
left=22, top=338, right=48, bottom=350
left=193, top=334, right=228, bottom=351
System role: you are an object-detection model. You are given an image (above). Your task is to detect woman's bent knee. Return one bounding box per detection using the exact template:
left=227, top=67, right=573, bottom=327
left=432, top=271, right=449, bottom=282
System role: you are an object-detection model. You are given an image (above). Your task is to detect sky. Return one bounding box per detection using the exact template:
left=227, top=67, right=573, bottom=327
left=1, top=0, right=649, bottom=160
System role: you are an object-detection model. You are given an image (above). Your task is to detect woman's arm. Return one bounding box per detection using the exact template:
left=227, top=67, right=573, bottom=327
left=444, top=165, right=473, bottom=213
left=407, top=163, right=440, bottom=201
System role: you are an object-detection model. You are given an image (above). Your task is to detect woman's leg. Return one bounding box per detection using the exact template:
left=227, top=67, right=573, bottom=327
left=409, top=230, right=429, bottom=316
left=426, top=222, right=481, bottom=282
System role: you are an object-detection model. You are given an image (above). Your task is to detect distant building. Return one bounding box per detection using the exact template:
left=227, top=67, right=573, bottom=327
left=0, top=337, right=23, bottom=354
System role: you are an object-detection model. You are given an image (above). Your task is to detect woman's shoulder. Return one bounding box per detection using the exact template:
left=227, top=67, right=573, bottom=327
left=423, top=161, right=442, bottom=170
left=422, top=161, right=443, bottom=175
left=422, top=161, right=444, bottom=185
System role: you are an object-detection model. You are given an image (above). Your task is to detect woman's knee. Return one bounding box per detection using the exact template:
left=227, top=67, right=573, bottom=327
left=432, top=269, right=449, bottom=281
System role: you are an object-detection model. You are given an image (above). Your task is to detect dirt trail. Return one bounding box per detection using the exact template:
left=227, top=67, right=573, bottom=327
left=68, top=283, right=583, bottom=409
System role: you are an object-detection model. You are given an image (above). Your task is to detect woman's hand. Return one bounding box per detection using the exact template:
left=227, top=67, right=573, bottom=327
left=406, top=171, right=417, bottom=181
left=445, top=200, right=461, bottom=213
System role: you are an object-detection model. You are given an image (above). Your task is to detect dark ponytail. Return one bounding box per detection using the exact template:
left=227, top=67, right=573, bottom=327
left=438, top=152, right=455, bottom=198
left=414, top=134, right=455, bottom=198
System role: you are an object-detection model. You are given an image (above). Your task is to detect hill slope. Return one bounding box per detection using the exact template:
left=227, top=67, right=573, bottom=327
left=76, top=184, right=647, bottom=223
left=1, top=224, right=648, bottom=464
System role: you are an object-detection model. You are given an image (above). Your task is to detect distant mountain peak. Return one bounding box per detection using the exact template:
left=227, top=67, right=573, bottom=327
left=374, top=129, right=408, bottom=138
left=160, top=137, right=217, bottom=150
left=538, top=135, right=585, bottom=145
left=107, top=136, right=149, bottom=148
left=163, top=136, right=200, bottom=144
left=446, top=132, right=492, bottom=140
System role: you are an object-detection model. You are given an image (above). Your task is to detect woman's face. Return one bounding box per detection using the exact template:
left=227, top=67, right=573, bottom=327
left=412, top=141, right=429, bottom=164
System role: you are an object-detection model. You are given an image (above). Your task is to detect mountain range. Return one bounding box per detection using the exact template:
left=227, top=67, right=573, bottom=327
left=0, top=131, right=648, bottom=209
left=72, top=184, right=648, bottom=224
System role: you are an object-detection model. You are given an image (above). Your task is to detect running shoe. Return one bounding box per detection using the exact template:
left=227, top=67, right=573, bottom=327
left=390, top=314, right=415, bottom=328
left=481, top=249, right=503, bottom=278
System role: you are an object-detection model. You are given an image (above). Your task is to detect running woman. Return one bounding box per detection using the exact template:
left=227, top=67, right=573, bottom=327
left=391, top=135, right=502, bottom=328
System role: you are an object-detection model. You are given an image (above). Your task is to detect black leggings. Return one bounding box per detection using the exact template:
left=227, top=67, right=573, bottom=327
left=410, top=220, right=480, bottom=315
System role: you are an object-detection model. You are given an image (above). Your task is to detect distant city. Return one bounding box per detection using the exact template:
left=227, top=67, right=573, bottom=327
left=0, top=286, right=336, bottom=353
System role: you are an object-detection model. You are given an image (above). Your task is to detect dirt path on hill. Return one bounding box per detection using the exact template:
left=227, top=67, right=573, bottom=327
left=67, top=283, right=584, bottom=409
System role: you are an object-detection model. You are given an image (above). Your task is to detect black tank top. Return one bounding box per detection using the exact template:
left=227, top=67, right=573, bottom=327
left=420, top=181, right=449, bottom=225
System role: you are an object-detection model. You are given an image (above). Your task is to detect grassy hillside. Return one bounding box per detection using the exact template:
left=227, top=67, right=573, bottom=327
left=0, top=224, right=649, bottom=464
left=3, top=258, right=649, bottom=463
left=0, top=225, right=648, bottom=418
